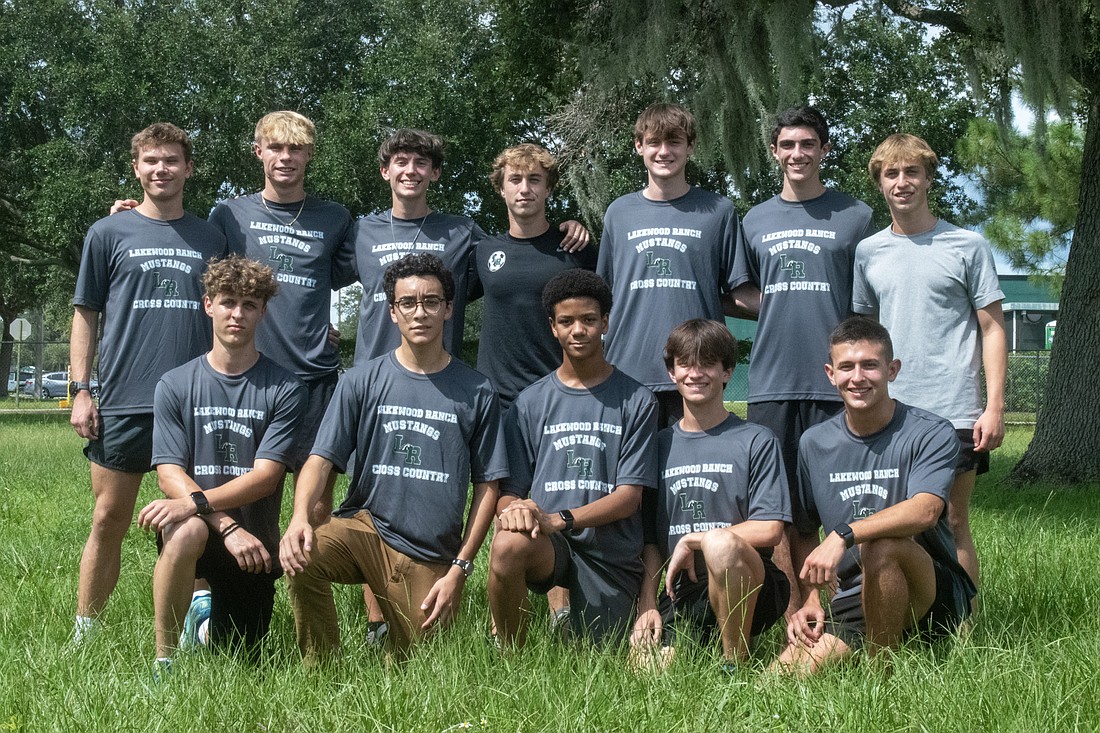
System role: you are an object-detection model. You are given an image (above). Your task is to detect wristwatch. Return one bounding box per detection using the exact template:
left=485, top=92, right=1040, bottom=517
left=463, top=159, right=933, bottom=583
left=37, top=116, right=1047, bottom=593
left=190, top=491, right=213, bottom=516
left=559, top=509, right=576, bottom=534
left=69, top=381, right=90, bottom=395
left=835, top=522, right=856, bottom=549
left=451, top=558, right=474, bottom=578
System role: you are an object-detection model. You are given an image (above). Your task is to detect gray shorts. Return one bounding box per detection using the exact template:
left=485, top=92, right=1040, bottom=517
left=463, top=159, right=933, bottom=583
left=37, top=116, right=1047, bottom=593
left=290, top=373, right=338, bottom=471
left=528, top=532, right=640, bottom=644
left=825, top=557, right=973, bottom=650
left=84, top=412, right=154, bottom=474
left=954, top=429, right=990, bottom=476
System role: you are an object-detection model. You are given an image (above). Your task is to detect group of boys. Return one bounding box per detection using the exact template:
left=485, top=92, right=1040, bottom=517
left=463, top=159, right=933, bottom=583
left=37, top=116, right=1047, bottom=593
left=68, top=100, right=1003, bottom=676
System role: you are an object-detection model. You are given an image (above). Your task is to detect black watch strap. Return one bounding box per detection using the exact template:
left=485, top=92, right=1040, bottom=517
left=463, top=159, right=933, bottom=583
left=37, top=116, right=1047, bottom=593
left=69, top=381, right=90, bottom=395
left=559, top=509, right=575, bottom=534
left=835, top=522, right=856, bottom=549
left=191, top=491, right=213, bottom=516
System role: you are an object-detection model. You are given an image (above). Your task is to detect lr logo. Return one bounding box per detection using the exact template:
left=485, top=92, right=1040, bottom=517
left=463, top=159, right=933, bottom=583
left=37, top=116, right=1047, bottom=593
left=645, top=250, right=672, bottom=276
left=268, top=246, right=294, bottom=273
left=678, top=493, right=705, bottom=519
left=778, top=254, right=806, bottom=279
left=153, top=272, right=179, bottom=297
left=565, top=450, right=593, bottom=478
left=391, top=434, right=422, bottom=465
left=215, top=433, right=238, bottom=464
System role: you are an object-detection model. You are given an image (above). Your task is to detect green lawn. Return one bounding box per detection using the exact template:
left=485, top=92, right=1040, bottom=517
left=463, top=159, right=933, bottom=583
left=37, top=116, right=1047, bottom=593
left=1, top=418, right=1097, bottom=731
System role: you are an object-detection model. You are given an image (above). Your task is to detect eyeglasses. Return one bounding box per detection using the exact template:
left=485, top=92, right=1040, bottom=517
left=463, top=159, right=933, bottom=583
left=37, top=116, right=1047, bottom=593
left=393, top=296, right=447, bottom=315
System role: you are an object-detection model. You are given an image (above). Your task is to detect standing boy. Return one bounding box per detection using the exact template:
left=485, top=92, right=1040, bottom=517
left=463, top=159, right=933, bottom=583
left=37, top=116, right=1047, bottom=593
left=633, top=319, right=790, bottom=669
left=853, top=133, right=1006, bottom=593
left=488, top=269, right=658, bottom=647
left=71, top=122, right=227, bottom=641
left=138, top=256, right=305, bottom=667
left=597, top=103, right=741, bottom=424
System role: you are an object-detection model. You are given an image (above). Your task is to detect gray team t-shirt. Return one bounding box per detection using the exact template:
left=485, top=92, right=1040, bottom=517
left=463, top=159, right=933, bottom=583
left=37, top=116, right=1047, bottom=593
left=738, top=191, right=874, bottom=402
left=852, top=219, right=1005, bottom=428
left=469, top=228, right=598, bottom=406
left=652, top=415, right=790, bottom=592
left=503, top=369, right=658, bottom=590
left=350, top=211, right=484, bottom=364
left=209, top=194, right=355, bottom=381
left=597, top=188, right=740, bottom=390
left=72, top=210, right=227, bottom=414
left=796, top=402, right=967, bottom=600
left=312, top=352, right=507, bottom=563
left=152, top=355, right=306, bottom=554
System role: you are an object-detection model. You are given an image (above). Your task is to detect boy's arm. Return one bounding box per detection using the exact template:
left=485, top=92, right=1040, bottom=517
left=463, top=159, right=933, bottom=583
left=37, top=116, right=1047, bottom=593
left=631, top=543, right=665, bottom=646
left=420, top=480, right=500, bottom=629
left=279, top=454, right=335, bottom=575
left=69, top=306, right=100, bottom=440
left=974, top=301, right=1007, bottom=452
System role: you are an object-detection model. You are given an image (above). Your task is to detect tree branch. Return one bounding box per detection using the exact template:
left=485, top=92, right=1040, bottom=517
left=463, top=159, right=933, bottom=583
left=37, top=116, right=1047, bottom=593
left=877, top=0, right=979, bottom=38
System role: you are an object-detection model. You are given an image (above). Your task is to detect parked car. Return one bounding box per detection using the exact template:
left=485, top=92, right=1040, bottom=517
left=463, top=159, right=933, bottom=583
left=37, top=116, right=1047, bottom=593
left=24, top=372, right=100, bottom=400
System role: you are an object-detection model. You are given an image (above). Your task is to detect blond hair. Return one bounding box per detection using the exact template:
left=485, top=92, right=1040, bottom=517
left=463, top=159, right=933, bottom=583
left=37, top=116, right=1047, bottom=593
left=489, top=144, right=560, bottom=191
left=868, top=133, right=938, bottom=181
left=254, top=111, right=315, bottom=147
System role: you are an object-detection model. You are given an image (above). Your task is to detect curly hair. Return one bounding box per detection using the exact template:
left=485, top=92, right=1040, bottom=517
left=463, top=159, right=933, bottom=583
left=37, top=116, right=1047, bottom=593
left=382, top=253, right=455, bottom=304
left=203, top=255, right=279, bottom=304
left=489, top=144, right=560, bottom=192
left=541, top=269, right=612, bottom=319
left=131, top=122, right=192, bottom=162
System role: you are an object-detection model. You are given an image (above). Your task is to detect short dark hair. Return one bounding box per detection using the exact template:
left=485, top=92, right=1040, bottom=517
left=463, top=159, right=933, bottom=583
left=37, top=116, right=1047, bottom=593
left=203, top=255, right=278, bottom=304
left=771, top=106, right=829, bottom=147
left=131, top=122, right=193, bottom=162
left=828, top=316, right=894, bottom=362
left=663, top=319, right=738, bottom=370
left=542, top=269, right=612, bottom=319
left=382, top=253, right=455, bottom=304
left=378, top=128, right=446, bottom=169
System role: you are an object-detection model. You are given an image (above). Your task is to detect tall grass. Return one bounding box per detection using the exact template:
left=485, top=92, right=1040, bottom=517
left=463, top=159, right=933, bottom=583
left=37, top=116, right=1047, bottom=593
left=1, top=419, right=1097, bottom=731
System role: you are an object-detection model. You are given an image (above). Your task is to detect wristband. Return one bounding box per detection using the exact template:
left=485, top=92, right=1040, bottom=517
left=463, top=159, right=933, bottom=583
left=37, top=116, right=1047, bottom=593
left=451, top=558, right=473, bottom=578
left=221, top=521, right=240, bottom=538
left=835, top=522, right=855, bottom=549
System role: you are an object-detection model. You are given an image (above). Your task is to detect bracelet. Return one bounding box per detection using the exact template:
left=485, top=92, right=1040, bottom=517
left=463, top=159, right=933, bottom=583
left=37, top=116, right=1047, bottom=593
left=221, top=521, right=241, bottom=538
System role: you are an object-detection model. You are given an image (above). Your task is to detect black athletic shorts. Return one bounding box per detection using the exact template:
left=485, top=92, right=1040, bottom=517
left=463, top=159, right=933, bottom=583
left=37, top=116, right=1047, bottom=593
left=290, top=373, right=338, bottom=471
left=747, top=400, right=844, bottom=509
left=954, top=428, right=991, bottom=476
left=658, top=553, right=789, bottom=647
left=654, top=389, right=684, bottom=429
left=528, top=532, right=639, bottom=644
left=84, top=412, right=154, bottom=474
left=825, top=556, right=973, bottom=650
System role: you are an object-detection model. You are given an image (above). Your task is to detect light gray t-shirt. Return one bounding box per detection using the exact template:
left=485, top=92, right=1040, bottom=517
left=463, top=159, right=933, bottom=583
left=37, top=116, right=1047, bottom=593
left=312, top=352, right=507, bottom=563
left=796, top=402, right=968, bottom=601
left=652, top=415, right=790, bottom=591
left=209, top=194, right=355, bottom=382
left=597, top=188, right=740, bottom=390
left=350, top=211, right=484, bottom=364
left=738, top=190, right=874, bottom=402
left=852, top=220, right=1005, bottom=428
left=152, top=355, right=306, bottom=554
left=72, top=210, right=228, bottom=414
left=503, top=369, right=658, bottom=585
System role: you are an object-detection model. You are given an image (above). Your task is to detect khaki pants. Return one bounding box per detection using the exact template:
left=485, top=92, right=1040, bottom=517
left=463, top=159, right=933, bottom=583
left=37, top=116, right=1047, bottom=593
left=287, top=511, right=448, bottom=661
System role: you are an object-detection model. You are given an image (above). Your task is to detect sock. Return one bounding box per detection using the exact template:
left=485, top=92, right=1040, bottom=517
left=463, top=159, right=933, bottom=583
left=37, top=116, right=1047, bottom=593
left=73, top=615, right=99, bottom=644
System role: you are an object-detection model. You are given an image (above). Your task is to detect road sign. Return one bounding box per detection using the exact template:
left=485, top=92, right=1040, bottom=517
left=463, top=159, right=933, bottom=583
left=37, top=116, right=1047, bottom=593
left=9, top=318, right=31, bottom=342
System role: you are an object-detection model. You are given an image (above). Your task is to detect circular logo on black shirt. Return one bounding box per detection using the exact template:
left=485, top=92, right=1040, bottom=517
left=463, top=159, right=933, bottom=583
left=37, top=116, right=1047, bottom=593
left=488, top=251, right=506, bottom=272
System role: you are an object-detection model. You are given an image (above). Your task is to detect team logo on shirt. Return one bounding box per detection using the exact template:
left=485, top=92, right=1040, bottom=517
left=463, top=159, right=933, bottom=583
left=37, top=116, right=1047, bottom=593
left=565, top=450, right=593, bottom=478
left=488, top=251, right=506, bottom=272
left=849, top=498, right=877, bottom=520
left=778, top=254, right=806, bottom=279
left=153, top=272, right=179, bottom=297
left=391, top=434, right=423, bottom=465
left=645, top=250, right=672, bottom=276
left=215, top=434, right=238, bottom=464
left=677, top=494, right=706, bottom=519
left=268, top=246, right=295, bottom=273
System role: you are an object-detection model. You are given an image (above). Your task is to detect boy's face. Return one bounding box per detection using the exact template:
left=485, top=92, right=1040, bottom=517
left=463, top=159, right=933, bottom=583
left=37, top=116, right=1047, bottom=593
left=389, top=275, right=452, bottom=347
left=771, top=126, right=829, bottom=187
left=382, top=151, right=440, bottom=204
left=549, top=297, right=608, bottom=362
left=877, top=157, right=932, bottom=218
left=499, top=163, right=550, bottom=221
left=254, top=138, right=313, bottom=189
left=669, top=357, right=731, bottom=408
left=825, top=339, right=899, bottom=413
left=204, top=291, right=265, bottom=348
left=132, top=143, right=192, bottom=203
left=634, top=130, right=693, bottom=183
